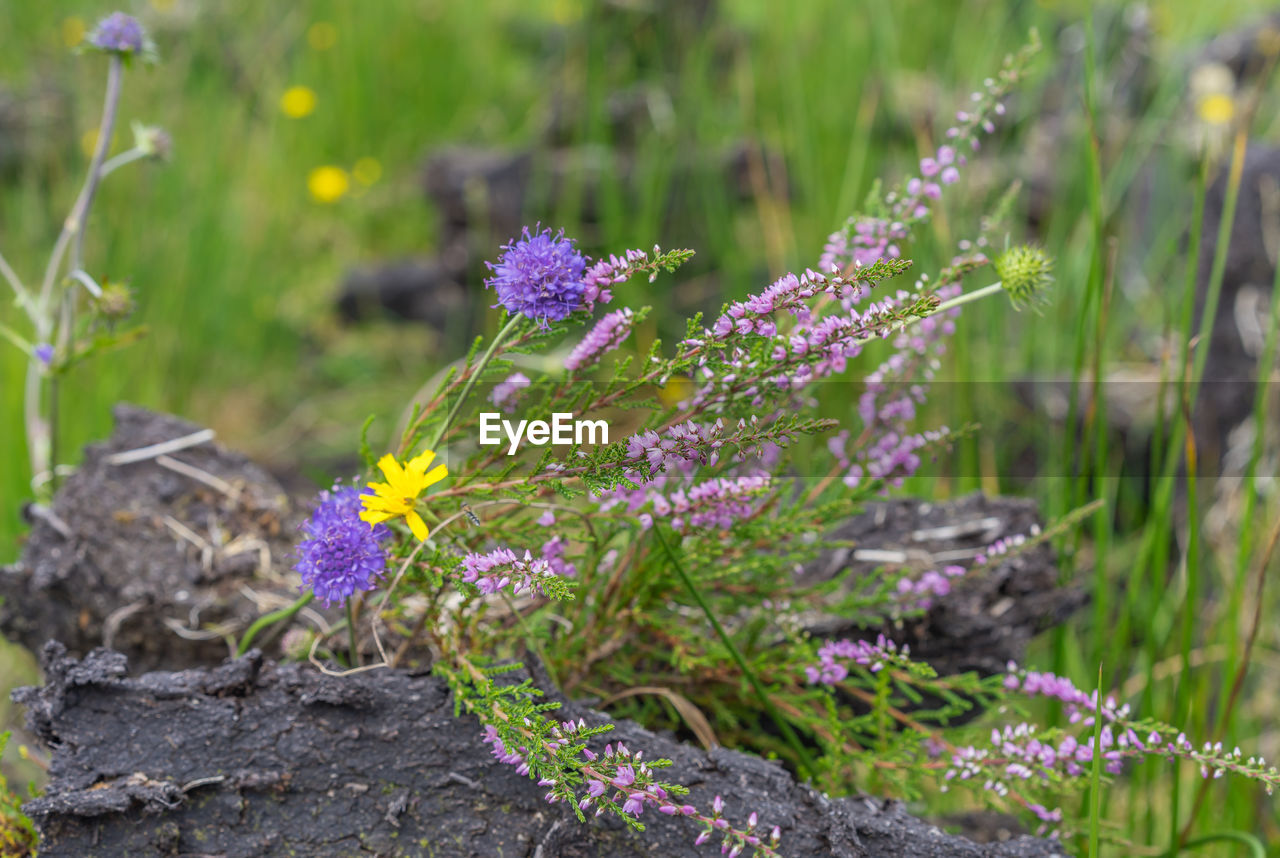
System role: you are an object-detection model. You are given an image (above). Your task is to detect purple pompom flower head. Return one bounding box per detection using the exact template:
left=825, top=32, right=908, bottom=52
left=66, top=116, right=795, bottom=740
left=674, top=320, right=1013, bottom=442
left=295, top=485, right=391, bottom=606
left=87, top=12, right=148, bottom=55
left=486, top=226, right=586, bottom=327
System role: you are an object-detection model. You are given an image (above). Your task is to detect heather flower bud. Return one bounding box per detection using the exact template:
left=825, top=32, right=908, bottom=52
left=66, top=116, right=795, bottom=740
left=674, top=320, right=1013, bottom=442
left=994, top=245, right=1053, bottom=312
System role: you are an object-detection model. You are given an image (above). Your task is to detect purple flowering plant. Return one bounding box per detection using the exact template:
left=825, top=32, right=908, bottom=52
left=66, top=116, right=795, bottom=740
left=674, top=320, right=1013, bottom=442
left=3, top=12, right=166, bottom=504
left=235, top=32, right=1279, bottom=856
left=293, top=485, right=392, bottom=606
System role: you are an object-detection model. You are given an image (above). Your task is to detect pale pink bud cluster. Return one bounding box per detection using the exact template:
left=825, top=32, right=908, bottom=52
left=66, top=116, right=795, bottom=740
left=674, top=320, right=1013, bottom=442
left=804, top=634, right=908, bottom=685
left=705, top=269, right=862, bottom=340
left=582, top=247, right=660, bottom=309
left=460, top=547, right=562, bottom=596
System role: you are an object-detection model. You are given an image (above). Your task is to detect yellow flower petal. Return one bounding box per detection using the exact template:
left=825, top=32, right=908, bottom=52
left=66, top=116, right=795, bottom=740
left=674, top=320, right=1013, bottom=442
left=359, top=508, right=394, bottom=526
left=405, top=510, right=430, bottom=541
left=376, top=454, right=410, bottom=492
left=361, top=496, right=403, bottom=515
left=421, top=463, right=448, bottom=487
left=407, top=449, right=437, bottom=476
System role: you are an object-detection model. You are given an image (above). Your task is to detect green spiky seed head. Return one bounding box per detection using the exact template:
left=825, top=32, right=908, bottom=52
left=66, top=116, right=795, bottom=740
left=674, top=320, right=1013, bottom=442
left=994, top=245, right=1053, bottom=312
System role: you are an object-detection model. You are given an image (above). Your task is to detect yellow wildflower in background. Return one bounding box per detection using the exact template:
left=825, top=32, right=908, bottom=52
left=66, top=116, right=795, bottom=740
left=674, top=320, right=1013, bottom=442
left=80, top=129, right=116, bottom=157
left=353, top=157, right=382, bottom=186
left=308, top=21, right=338, bottom=51
left=658, top=376, right=692, bottom=408
left=551, top=0, right=582, bottom=25
left=308, top=166, right=349, bottom=203
left=280, top=85, right=317, bottom=119
left=61, top=17, right=86, bottom=49
left=1197, top=93, right=1235, bottom=125
left=360, top=451, right=448, bottom=541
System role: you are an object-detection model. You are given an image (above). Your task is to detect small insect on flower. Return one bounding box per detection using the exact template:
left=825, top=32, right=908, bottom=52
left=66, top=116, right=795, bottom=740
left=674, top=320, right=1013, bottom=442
left=359, top=450, right=448, bottom=541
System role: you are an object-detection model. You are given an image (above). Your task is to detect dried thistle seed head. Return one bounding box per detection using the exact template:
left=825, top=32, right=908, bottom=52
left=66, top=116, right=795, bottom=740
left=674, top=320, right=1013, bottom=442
left=994, top=245, right=1053, bottom=312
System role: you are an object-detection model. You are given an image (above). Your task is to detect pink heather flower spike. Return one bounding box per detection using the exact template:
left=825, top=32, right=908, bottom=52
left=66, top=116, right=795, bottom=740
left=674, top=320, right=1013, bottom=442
left=565, top=308, right=635, bottom=372
left=460, top=547, right=565, bottom=597
left=489, top=372, right=531, bottom=410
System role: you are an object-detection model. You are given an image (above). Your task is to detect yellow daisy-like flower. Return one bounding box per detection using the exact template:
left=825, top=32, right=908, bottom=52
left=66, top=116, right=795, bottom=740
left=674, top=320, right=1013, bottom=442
left=62, top=17, right=86, bottom=48
left=359, top=451, right=448, bottom=541
left=1197, top=93, right=1235, bottom=126
left=307, top=21, right=338, bottom=51
left=308, top=165, right=349, bottom=203
left=280, top=85, right=317, bottom=119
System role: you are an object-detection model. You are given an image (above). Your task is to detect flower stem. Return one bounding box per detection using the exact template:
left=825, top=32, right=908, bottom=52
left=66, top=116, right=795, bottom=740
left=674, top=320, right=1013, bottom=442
left=425, top=314, right=522, bottom=451
left=1178, top=832, right=1266, bottom=858
left=653, top=523, right=817, bottom=779
left=237, top=592, right=314, bottom=656
left=99, top=146, right=148, bottom=178
left=930, top=280, right=1003, bottom=314
left=346, top=598, right=361, bottom=667
left=26, top=55, right=125, bottom=499
left=0, top=250, right=35, bottom=321
left=849, top=280, right=1005, bottom=350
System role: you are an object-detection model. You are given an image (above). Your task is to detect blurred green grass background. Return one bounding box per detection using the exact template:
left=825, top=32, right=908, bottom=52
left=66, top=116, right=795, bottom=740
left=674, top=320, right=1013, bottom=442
left=3, top=0, right=1280, bottom=852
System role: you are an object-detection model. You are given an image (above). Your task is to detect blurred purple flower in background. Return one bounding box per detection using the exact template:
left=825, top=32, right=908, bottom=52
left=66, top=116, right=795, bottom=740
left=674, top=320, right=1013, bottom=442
left=88, top=12, right=146, bottom=54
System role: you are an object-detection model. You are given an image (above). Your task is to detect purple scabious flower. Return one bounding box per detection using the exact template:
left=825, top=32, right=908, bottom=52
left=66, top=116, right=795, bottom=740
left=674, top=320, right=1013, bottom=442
left=294, top=485, right=391, bottom=606
left=34, top=344, right=54, bottom=367
left=565, top=308, right=634, bottom=371
left=486, top=227, right=586, bottom=327
left=88, top=12, right=147, bottom=54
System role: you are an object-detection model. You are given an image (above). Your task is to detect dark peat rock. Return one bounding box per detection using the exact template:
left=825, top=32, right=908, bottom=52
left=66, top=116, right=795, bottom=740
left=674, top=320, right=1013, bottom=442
left=0, top=404, right=305, bottom=671
left=801, top=493, right=1081, bottom=679
left=14, top=644, right=1070, bottom=858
